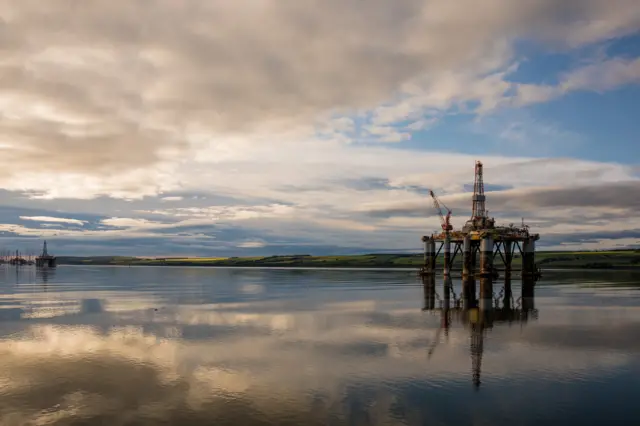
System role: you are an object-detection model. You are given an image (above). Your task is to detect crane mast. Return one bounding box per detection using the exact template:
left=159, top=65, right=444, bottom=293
left=429, top=190, right=453, bottom=233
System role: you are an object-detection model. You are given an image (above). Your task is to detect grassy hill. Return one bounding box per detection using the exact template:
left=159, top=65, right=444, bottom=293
left=56, top=249, right=640, bottom=270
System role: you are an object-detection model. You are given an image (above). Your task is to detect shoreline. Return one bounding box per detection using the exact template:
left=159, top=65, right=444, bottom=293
left=0, top=249, right=624, bottom=273
left=4, top=261, right=640, bottom=272
left=48, top=251, right=640, bottom=271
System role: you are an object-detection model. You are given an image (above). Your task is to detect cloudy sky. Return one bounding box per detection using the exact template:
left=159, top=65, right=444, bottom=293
left=0, top=0, right=639, bottom=256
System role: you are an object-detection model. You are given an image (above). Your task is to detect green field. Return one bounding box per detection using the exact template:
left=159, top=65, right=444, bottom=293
left=56, top=249, right=640, bottom=270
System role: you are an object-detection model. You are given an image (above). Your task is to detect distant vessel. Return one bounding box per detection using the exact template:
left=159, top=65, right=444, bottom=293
left=9, top=250, right=27, bottom=266
left=35, top=241, right=57, bottom=268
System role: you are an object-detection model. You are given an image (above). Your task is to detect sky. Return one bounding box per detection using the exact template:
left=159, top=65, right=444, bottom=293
left=0, top=0, right=639, bottom=256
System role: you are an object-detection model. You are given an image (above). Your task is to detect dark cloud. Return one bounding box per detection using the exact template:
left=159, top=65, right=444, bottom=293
left=366, top=205, right=434, bottom=219
left=0, top=229, right=388, bottom=256
left=462, top=183, right=513, bottom=193
left=278, top=177, right=431, bottom=195
left=364, top=181, right=640, bottom=218
left=0, top=204, right=103, bottom=223
left=0, top=189, right=275, bottom=222
left=357, top=181, right=640, bottom=249
left=492, top=181, right=640, bottom=210
left=541, top=229, right=640, bottom=246
left=343, top=178, right=394, bottom=192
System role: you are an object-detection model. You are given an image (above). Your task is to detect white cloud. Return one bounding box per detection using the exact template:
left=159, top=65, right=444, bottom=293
left=363, top=125, right=411, bottom=143
left=101, top=217, right=167, bottom=228
left=513, top=57, right=640, bottom=107
left=137, top=204, right=296, bottom=221
left=561, top=57, right=640, bottom=92
left=19, top=216, right=86, bottom=226
left=237, top=241, right=267, bottom=249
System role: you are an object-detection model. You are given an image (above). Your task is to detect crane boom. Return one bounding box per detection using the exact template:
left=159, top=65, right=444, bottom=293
left=429, top=190, right=453, bottom=232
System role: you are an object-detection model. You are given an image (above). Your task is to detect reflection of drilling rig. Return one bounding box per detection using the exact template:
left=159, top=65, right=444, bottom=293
left=422, top=275, right=538, bottom=389
left=421, top=161, right=540, bottom=279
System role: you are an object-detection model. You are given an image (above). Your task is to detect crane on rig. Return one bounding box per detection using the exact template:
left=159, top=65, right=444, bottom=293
left=429, top=190, right=453, bottom=233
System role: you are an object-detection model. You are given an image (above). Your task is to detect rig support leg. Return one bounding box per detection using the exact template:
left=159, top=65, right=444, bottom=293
left=421, top=237, right=436, bottom=274
left=462, top=276, right=476, bottom=310
left=443, top=235, right=451, bottom=277
left=479, top=277, right=493, bottom=312
left=422, top=274, right=436, bottom=310
left=503, top=272, right=512, bottom=311
left=522, top=237, right=536, bottom=276
left=422, top=237, right=430, bottom=268
left=504, top=241, right=513, bottom=273
left=470, top=245, right=477, bottom=275
left=428, top=239, right=436, bottom=273
left=480, top=235, right=494, bottom=276
left=462, top=235, right=472, bottom=277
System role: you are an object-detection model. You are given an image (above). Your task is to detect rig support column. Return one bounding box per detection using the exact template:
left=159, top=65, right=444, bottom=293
left=504, top=241, right=513, bottom=273
left=422, top=237, right=436, bottom=274
left=422, top=237, right=429, bottom=268
left=503, top=272, right=512, bottom=311
left=443, top=235, right=451, bottom=276
left=479, top=277, right=493, bottom=312
left=462, top=235, right=472, bottom=277
left=462, top=276, right=476, bottom=310
left=422, top=274, right=436, bottom=310
left=429, top=239, right=436, bottom=273
left=470, top=245, right=477, bottom=275
left=480, top=235, right=494, bottom=276
left=522, top=237, right=536, bottom=276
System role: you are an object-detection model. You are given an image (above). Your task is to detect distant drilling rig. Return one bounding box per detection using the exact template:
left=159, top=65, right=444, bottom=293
left=35, top=241, right=57, bottom=268
left=421, top=161, right=540, bottom=278
left=1, top=241, right=57, bottom=268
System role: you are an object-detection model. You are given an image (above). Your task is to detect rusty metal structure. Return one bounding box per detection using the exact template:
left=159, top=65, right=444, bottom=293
left=35, top=241, right=57, bottom=268
left=421, top=161, right=540, bottom=278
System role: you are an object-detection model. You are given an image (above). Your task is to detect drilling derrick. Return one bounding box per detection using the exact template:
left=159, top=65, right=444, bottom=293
left=472, top=161, right=486, bottom=220
left=464, top=161, right=495, bottom=232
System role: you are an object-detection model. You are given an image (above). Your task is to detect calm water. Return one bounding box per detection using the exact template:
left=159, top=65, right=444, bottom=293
left=1, top=266, right=639, bottom=425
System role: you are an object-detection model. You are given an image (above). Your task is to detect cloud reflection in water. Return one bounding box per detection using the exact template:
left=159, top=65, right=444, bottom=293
left=0, top=267, right=639, bottom=425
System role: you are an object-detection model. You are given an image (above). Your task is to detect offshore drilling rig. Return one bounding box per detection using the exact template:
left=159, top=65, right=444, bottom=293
left=35, top=241, right=57, bottom=268
left=421, top=161, right=540, bottom=278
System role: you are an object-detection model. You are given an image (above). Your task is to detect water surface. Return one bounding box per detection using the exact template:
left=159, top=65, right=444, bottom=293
left=0, top=266, right=639, bottom=425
